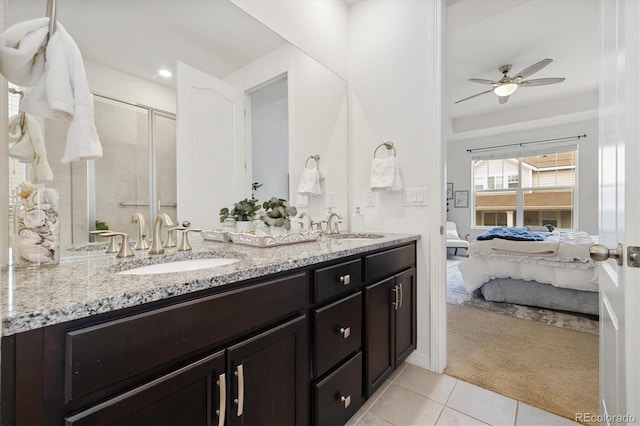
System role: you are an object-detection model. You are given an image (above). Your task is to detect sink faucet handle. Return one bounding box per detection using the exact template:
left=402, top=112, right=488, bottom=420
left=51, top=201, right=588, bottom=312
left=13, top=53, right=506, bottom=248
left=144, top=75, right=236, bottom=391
left=178, top=228, right=202, bottom=251
left=164, top=226, right=185, bottom=248
left=90, top=230, right=118, bottom=253
left=100, top=232, right=135, bottom=258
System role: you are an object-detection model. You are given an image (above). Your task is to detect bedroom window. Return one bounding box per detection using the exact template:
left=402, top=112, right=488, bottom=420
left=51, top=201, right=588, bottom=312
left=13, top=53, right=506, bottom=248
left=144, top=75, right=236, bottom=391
left=472, top=148, right=577, bottom=230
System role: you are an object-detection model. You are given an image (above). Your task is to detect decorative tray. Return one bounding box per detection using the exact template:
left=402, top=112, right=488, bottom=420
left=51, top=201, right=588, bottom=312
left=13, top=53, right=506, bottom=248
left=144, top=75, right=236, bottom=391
left=201, top=229, right=232, bottom=243
left=202, top=229, right=322, bottom=247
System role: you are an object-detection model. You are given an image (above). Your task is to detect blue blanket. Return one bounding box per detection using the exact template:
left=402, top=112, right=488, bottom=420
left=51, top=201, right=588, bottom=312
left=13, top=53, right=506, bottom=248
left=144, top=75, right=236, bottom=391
left=476, top=227, right=548, bottom=242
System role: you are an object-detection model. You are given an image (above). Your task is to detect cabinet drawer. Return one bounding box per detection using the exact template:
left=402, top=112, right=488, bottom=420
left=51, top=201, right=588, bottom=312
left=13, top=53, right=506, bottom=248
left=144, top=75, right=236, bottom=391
left=365, top=244, right=415, bottom=283
left=65, top=272, right=307, bottom=403
left=65, top=350, right=225, bottom=426
left=314, top=292, right=362, bottom=377
left=314, top=259, right=362, bottom=302
left=314, top=352, right=364, bottom=426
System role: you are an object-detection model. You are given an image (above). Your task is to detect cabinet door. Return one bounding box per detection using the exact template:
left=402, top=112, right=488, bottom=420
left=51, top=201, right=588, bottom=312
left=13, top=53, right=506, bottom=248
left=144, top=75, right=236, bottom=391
left=364, top=277, right=395, bottom=398
left=227, top=315, right=308, bottom=426
left=394, top=268, right=416, bottom=366
left=64, top=350, right=226, bottom=426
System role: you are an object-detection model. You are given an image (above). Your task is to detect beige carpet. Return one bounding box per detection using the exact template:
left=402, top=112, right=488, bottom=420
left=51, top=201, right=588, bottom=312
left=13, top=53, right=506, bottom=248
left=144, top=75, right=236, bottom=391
left=446, top=304, right=598, bottom=424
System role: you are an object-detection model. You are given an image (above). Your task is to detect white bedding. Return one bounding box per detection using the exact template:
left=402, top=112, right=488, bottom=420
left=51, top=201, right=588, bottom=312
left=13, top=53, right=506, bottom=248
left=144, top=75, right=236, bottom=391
left=459, top=230, right=598, bottom=293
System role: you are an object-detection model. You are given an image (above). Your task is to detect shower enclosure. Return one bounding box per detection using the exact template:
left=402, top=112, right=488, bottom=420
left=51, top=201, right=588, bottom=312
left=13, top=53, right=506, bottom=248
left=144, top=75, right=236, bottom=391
left=87, top=95, right=176, bottom=243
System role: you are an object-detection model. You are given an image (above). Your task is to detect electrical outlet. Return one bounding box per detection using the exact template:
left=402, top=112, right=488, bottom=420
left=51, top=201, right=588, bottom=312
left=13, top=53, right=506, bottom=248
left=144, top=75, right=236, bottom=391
left=366, top=191, right=376, bottom=207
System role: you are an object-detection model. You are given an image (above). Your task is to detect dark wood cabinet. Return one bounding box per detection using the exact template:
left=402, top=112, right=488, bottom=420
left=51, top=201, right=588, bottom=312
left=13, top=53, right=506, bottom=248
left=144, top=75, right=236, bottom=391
left=65, top=350, right=226, bottom=426
left=64, top=315, right=308, bottom=426
left=1, top=241, right=417, bottom=426
left=394, top=268, right=416, bottom=366
left=364, top=267, right=416, bottom=398
left=227, top=315, right=308, bottom=426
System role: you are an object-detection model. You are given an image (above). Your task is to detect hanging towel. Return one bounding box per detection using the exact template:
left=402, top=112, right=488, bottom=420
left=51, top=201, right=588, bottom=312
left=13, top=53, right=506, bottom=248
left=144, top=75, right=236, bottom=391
left=370, top=157, right=403, bottom=191
left=0, top=18, right=49, bottom=87
left=297, top=166, right=323, bottom=196
left=0, top=17, right=102, bottom=163
left=8, top=113, right=54, bottom=183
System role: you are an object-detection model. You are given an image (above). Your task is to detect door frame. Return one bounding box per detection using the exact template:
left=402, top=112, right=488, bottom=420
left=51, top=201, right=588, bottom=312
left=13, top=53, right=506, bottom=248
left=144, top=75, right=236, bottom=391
left=432, top=2, right=640, bottom=419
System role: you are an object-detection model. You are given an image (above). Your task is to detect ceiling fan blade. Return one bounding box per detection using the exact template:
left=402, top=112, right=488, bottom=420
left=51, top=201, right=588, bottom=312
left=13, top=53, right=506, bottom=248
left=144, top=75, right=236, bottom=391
left=514, top=58, right=553, bottom=79
left=454, top=90, right=493, bottom=104
left=498, top=95, right=510, bottom=104
left=468, top=78, right=497, bottom=85
left=520, top=77, right=566, bottom=86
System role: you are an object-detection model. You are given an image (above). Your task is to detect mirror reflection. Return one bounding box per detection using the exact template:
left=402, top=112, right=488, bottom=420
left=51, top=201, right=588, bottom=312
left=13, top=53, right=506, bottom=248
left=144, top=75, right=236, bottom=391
left=7, top=0, right=348, bottom=252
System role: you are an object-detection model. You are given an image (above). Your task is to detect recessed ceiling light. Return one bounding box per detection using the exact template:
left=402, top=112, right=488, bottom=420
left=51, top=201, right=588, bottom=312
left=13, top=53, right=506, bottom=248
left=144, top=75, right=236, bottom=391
left=158, top=69, right=172, bottom=78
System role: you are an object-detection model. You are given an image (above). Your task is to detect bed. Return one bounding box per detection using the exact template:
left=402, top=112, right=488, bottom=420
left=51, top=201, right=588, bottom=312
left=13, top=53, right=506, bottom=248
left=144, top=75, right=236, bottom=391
left=458, top=227, right=599, bottom=315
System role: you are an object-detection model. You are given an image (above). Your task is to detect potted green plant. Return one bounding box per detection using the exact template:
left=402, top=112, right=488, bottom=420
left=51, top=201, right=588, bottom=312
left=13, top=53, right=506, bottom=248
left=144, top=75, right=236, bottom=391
left=219, top=198, right=260, bottom=232
left=260, top=197, right=298, bottom=234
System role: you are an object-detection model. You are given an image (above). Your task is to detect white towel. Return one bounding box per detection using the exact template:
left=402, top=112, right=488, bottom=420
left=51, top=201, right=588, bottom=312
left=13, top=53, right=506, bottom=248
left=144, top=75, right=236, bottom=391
left=297, top=166, right=322, bottom=196
left=0, top=18, right=102, bottom=163
left=0, top=18, right=48, bottom=87
left=370, top=157, right=403, bottom=191
left=8, top=113, right=54, bottom=183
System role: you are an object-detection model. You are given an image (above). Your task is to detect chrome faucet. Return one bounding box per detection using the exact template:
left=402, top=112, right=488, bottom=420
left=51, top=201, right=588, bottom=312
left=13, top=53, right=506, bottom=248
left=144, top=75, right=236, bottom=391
left=130, top=213, right=149, bottom=250
left=326, top=212, right=343, bottom=235
left=148, top=213, right=175, bottom=255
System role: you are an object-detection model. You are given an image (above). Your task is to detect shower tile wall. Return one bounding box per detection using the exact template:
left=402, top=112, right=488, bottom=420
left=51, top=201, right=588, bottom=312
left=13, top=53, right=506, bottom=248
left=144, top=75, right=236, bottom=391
left=94, top=100, right=150, bottom=237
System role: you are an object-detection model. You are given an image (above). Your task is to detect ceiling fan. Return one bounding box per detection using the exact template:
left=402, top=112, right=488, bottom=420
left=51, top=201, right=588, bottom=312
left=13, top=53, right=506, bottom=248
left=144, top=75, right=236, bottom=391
left=455, top=58, right=566, bottom=105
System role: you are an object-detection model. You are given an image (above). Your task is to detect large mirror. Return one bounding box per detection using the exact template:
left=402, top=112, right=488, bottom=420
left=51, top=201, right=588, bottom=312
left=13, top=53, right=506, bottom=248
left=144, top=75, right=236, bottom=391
left=7, top=0, right=348, bottom=251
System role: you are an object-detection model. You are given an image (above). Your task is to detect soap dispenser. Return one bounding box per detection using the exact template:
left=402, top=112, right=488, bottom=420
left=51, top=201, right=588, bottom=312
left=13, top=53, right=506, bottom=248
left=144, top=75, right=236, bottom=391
left=352, top=207, right=365, bottom=232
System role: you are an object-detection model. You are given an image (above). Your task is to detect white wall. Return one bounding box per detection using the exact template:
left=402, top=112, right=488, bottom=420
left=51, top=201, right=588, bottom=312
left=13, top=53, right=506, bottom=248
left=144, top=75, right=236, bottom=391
left=85, top=60, right=176, bottom=114
left=447, top=118, right=599, bottom=239
left=349, top=0, right=445, bottom=371
left=225, top=43, right=349, bottom=222
left=231, top=0, right=349, bottom=79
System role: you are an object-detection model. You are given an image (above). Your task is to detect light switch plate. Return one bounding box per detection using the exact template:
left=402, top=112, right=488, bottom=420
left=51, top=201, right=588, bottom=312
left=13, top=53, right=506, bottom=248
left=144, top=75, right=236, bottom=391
left=326, top=192, right=336, bottom=208
left=296, top=195, right=309, bottom=207
left=403, top=188, right=427, bottom=206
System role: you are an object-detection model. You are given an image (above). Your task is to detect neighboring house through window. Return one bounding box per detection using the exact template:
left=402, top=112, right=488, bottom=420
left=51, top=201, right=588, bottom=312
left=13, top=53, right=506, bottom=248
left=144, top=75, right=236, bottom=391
left=472, top=148, right=577, bottom=229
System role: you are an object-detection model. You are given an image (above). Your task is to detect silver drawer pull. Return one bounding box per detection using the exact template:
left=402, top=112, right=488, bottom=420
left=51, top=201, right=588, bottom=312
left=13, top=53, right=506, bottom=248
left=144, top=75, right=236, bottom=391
left=339, top=274, right=351, bottom=285
left=216, top=373, right=226, bottom=426
left=340, top=395, right=351, bottom=408
left=339, top=326, right=351, bottom=338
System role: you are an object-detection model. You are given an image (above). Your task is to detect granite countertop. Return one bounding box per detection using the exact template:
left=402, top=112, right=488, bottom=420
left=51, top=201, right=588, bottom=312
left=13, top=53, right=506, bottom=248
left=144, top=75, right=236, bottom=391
left=1, top=233, right=419, bottom=337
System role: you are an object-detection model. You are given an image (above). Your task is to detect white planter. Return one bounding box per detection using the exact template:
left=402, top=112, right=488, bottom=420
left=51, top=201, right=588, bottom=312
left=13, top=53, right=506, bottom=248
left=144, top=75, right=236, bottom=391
left=235, top=221, right=253, bottom=233
left=270, top=225, right=287, bottom=236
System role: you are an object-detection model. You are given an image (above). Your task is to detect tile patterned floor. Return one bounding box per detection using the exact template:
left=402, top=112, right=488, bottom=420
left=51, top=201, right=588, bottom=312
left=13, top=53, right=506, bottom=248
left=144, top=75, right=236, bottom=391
left=346, top=363, right=581, bottom=426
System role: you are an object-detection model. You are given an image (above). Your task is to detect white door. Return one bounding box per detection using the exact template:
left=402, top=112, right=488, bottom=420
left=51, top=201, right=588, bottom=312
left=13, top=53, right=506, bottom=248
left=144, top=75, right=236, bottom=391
left=595, top=0, right=640, bottom=423
left=176, top=61, right=246, bottom=229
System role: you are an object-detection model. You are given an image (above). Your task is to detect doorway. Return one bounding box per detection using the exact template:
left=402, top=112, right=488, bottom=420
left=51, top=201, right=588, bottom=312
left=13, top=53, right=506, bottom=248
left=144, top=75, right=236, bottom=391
left=441, top=0, right=601, bottom=420
left=246, top=74, right=289, bottom=202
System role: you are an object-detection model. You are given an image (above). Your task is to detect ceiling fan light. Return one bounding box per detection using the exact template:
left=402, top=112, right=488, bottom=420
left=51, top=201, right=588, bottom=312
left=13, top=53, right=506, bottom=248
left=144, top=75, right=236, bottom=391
left=493, top=83, right=518, bottom=97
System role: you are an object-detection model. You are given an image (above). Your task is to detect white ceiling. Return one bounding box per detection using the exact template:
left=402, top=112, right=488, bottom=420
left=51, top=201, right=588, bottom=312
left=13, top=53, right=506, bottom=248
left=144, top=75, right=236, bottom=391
left=8, top=0, right=600, bottom=120
left=8, top=0, right=287, bottom=86
left=446, top=0, right=600, bottom=121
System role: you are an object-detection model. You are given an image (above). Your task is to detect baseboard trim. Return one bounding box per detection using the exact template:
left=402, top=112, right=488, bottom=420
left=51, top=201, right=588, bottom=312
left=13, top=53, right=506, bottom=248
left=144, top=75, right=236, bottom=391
left=405, top=350, right=431, bottom=371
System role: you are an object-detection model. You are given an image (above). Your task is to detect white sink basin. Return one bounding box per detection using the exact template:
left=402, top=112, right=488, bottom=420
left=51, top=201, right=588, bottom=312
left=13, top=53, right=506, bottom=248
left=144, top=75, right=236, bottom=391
left=117, top=258, right=240, bottom=275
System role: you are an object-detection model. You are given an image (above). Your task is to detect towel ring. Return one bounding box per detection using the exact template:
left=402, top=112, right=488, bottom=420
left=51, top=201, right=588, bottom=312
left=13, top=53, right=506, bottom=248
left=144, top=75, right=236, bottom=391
left=305, top=154, right=320, bottom=168
left=373, top=141, right=396, bottom=158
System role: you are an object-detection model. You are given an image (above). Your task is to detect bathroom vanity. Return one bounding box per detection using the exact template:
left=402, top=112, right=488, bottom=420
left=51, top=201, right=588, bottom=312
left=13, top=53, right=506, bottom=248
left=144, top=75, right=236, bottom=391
left=0, top=233, right=418, bottom=425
